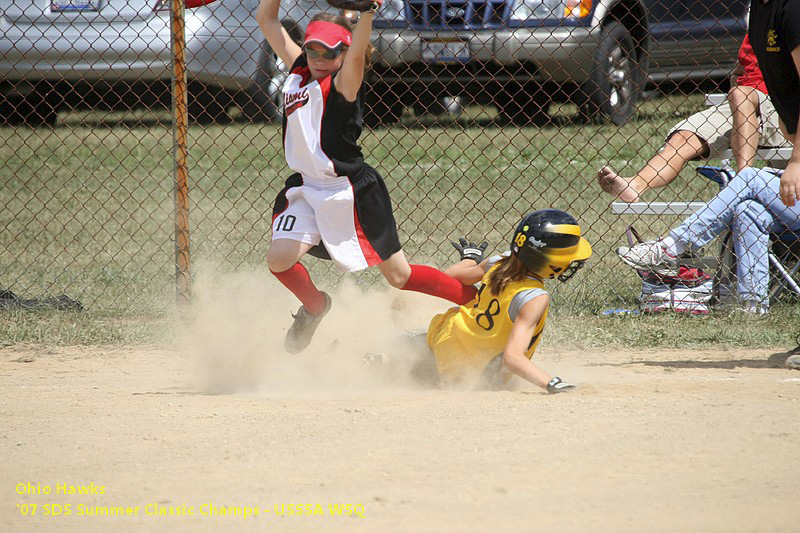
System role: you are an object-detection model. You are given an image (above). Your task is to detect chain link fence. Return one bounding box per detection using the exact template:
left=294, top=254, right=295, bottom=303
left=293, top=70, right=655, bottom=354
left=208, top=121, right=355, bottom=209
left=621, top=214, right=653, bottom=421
left=1, top=0, right=797, bottom=316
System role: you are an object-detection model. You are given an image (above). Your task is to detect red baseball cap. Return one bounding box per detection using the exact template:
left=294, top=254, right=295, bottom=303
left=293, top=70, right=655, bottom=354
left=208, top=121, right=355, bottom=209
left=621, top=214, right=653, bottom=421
left=303, top=21, right=352, bottom=50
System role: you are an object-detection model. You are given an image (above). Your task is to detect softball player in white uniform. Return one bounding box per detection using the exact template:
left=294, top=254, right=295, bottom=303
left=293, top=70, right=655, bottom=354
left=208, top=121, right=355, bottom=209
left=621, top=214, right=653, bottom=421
left=256, top=0, right=478, bottom=353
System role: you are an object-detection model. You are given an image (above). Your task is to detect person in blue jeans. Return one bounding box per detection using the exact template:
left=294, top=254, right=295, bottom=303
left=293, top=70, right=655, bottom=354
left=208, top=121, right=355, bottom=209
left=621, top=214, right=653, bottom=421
left=616, top=167, right=800, bottom=314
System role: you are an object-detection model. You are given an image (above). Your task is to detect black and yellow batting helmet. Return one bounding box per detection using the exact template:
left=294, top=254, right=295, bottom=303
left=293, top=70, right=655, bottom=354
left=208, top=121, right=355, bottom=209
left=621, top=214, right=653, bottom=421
left=510, top=209, right=592, bottom=282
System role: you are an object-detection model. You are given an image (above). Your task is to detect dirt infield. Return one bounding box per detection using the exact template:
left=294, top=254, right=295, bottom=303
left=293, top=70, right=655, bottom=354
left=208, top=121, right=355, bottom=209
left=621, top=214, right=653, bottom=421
left=2, top=279, right=799, bottom=532
left=3, top=345, right=799, bottom=532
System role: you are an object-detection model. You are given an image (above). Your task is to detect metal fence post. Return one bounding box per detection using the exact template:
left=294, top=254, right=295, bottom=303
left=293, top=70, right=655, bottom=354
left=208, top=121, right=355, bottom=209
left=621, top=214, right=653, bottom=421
left=171, top=0, right=192, bottom=308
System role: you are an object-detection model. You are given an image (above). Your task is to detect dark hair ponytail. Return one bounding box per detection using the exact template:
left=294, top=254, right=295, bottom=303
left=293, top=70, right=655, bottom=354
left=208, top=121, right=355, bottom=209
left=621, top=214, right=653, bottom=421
left=486, top=254, right=531, bottom=296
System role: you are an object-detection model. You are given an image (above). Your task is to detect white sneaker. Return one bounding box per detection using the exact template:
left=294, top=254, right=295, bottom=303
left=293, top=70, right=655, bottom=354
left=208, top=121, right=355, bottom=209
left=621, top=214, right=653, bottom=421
left=616, top=239, right=679, bottom=276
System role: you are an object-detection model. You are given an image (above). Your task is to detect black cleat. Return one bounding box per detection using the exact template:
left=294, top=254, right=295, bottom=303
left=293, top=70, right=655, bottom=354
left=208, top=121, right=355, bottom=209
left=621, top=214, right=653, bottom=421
left=787, top=345, right=800, bottom=370
left=285, top=292, right=332, bottom=354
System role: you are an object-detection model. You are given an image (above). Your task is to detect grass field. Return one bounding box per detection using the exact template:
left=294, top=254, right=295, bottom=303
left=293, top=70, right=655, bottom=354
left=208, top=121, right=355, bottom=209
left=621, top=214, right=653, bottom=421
left=0, top=93, right=797, bottom=349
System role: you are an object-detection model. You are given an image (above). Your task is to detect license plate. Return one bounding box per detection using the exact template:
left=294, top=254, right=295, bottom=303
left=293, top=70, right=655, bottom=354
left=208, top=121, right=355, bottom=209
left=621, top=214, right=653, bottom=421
left=51, top=0, right=100, bottom=12
left=422, top=40, right=470, bottom=63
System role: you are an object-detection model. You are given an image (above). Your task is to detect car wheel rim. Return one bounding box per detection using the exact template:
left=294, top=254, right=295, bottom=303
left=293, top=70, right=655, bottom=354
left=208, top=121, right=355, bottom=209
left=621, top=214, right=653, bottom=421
left=607, top=44, right=633, bottom=110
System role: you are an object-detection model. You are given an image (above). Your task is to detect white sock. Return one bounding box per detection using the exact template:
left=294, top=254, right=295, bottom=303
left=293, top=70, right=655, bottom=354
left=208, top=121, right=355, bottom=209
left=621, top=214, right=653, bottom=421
left=660, top=235, right=685, bottom=256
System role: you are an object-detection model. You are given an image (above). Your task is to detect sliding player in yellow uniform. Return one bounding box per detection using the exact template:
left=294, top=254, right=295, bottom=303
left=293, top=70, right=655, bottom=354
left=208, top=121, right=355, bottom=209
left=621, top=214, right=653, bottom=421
left=426, top=209, right=592, bottom=392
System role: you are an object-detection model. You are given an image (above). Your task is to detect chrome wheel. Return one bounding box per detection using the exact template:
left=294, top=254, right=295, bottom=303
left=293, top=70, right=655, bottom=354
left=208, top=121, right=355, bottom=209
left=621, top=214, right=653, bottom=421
left=581, top=22, right=643, bottom=126
left=606, top=44, right=633, bottom=110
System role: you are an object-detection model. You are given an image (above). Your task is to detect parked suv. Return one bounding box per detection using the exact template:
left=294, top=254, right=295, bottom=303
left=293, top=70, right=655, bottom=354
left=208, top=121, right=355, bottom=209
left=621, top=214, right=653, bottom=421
left=365, top=0, right=750, bottom=125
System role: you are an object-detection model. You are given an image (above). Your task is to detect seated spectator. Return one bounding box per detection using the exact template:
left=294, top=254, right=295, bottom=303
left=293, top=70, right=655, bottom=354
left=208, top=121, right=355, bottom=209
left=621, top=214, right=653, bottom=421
left=599, top=35, right=791, bottom=202
left=615, top=167, right=800, bottom=313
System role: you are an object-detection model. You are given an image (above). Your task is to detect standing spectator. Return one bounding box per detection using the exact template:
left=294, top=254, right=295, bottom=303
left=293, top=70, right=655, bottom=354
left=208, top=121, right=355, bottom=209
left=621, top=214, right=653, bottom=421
left=598, top=36, right=790, bottom=202
left=749, top=0, right=800, bottom=206
left=749, top=0, right=800, bottom=368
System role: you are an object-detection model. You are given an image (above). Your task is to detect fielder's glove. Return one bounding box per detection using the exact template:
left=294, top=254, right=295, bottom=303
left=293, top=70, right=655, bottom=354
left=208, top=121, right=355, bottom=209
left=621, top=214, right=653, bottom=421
left=546, top=377, right=576, bottom=394
left=327, top=0, right=381, bottom=13
left=451, top=238, right=488, bottom=264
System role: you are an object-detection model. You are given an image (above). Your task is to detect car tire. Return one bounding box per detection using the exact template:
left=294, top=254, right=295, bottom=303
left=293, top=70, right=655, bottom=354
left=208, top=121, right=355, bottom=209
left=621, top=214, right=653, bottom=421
left=363, top=84, right=404, bottom=128
left=241, top=21, right=301, bottom=124
left=493, top=82, right=551, bottom=126
left=189, top=85, right=230, bottom=124
left=580, top=21, right=644, bottom=126
left=0, top=84, right=59, bottom=127
left=412, top=95, right=463, bottom=118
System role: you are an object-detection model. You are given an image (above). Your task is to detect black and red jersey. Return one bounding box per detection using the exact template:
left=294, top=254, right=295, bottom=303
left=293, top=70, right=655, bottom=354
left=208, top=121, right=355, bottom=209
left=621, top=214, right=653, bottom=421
left=281, top=55, right=365, bottom=179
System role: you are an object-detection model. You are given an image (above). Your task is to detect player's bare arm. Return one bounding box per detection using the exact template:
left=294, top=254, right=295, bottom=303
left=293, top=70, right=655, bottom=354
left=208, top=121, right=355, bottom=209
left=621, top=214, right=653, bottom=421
left=501, top=294, right=554, bottom=389
left=779, top=44, right=800, bottom=207
left=256, top=0, right=302, bottom=68
left=442, top=259, right=489, bottom=285
left=442, top=238, right=490, bottom=284
left=334, top=12, right=373, bottom=101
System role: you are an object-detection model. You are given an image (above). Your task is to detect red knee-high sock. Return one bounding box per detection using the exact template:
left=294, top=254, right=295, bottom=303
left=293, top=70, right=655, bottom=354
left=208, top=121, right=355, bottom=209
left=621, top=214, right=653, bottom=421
left=270, top=264, right=327, bottom=315
left=400, top=264, right=478, bottom=305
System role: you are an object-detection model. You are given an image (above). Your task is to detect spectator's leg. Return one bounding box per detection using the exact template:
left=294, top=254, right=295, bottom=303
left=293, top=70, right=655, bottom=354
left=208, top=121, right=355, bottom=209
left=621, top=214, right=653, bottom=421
left=670, top=166, right=800, bottom=251
left=598, top=130, right=706, bottom=202
left=749, top=175, right=800, bottom=232
left=669, top=167, right=765, bottom=249
left=728, top=86, right=761, bottom=170
left=731, top=200, right=772, bottom=310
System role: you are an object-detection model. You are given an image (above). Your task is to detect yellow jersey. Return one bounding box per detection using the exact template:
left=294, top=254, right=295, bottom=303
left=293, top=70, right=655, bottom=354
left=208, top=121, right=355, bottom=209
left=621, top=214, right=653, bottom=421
left=426, top=266, right=548, bottom=387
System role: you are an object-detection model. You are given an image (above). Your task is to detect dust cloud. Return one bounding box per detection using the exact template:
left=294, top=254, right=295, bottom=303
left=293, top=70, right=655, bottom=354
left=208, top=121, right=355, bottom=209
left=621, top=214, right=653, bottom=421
left=183, top=265, right=452, bottom=395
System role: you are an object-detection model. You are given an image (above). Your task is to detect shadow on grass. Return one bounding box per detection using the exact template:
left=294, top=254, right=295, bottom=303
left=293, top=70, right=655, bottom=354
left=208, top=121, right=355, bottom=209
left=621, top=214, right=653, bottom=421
left=375, top=104, right=698, bottom=132
left=48, top=93, right=699, bottom=132
left=55, top=108, right=244, bottom=129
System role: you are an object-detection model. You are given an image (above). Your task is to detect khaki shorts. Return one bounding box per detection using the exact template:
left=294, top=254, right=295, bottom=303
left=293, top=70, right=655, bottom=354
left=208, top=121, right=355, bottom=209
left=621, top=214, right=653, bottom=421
left=667, top=91, right=789, bottom=160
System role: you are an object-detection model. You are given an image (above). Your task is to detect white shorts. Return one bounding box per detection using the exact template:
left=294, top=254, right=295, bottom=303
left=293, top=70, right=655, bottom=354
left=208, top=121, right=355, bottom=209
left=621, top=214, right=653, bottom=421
left=271, top=169, right=402, bottom=272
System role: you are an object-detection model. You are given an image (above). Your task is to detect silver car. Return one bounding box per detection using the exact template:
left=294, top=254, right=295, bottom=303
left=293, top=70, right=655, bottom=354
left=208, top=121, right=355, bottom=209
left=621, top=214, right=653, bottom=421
left=0, top=0, right=331, bottom=124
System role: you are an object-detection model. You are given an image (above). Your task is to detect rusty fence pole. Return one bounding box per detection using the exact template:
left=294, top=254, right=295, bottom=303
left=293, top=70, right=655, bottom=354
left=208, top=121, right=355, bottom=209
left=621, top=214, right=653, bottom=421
left=171, top=0, right=192, bottom=308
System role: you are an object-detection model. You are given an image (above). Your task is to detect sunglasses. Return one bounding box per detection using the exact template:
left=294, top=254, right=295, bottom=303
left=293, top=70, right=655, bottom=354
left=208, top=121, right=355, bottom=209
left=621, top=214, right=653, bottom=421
left=304, top=47, right=344, bottom=61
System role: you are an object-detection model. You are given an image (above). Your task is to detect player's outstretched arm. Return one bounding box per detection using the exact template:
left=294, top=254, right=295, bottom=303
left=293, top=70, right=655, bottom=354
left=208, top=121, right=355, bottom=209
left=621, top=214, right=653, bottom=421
left=442, top=238, right=489, bottom=285
left=443, top=260, right=488, bottom=285
left=256, top=0, right=302, bottom=68
left=334, top=9, right=376, bottom=101
left=502, top=294, right=575, bottom=393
